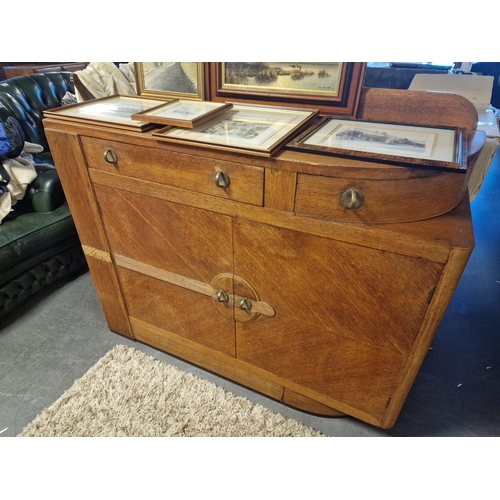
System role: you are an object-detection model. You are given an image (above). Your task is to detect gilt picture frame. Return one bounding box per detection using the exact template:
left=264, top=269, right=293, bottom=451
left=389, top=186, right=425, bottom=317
left=153, top=103, right=319, bottom=157
left=132, top=99, right=233, bottom=128
left=208, top=62, right=366, bottom=115
left=286, top=117, right=467, bottom=170
left=43, top=95, right=168, bottom=131
left=134, top=62, right=206, bottom=100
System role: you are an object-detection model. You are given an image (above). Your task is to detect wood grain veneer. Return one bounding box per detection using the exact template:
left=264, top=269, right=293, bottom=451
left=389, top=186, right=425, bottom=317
left=43, top=87, right=479, bottom=427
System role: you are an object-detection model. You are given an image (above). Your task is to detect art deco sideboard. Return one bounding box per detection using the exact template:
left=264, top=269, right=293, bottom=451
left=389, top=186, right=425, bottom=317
left=43, top=87, right=484, bottom=428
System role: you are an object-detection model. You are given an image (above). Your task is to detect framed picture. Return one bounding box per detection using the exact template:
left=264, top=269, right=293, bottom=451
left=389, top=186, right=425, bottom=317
left=208, top=62, right=366, bottom=115
left=43, top=95, right=168, bottom=131
left=153, top=103, right=319, bottom=157
left=131, top=99, right=233, bottom=128
left=134, top=62, right=206, bottom=100
left=286, top=117, right=467, bottom=170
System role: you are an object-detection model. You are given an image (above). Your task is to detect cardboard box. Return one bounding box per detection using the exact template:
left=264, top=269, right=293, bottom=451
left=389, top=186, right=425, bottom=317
left=410, top=73, right=499, bottom=199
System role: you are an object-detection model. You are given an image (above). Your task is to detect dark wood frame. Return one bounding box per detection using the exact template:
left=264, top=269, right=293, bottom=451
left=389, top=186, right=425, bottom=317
left=131, top=99, right=233, bottom=129
left=286, top=116, right=467, bottom=171
left=208, top=62, right=366, bottom=116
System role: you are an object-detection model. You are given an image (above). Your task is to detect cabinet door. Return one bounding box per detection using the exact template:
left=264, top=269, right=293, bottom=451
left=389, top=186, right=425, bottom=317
left=233, top=219, right=444, bottom=419
left=94, top=184, right=236, bottom=356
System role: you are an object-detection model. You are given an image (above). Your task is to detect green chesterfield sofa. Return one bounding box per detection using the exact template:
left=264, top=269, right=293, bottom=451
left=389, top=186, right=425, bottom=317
left=0, top=72, right=87, bottom=320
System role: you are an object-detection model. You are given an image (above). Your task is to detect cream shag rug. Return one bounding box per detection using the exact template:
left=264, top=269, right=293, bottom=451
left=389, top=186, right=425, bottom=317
left=18, top=345, right=324, bottom=437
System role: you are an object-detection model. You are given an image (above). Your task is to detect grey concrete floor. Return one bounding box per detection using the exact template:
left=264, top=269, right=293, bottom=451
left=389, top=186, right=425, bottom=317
left=1, top=151, right=499, bottom=438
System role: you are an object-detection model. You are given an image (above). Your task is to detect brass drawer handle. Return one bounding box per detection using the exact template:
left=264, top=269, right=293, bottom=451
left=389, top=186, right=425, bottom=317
left=214, top=170, right=230, bottom=188
left=104, top=148, right=118, bottom=164
left=341, top=189, right=364, bottom=209
left=238, top=297, right=252, bottom=311
left=216, top=290, right=229, bottom=303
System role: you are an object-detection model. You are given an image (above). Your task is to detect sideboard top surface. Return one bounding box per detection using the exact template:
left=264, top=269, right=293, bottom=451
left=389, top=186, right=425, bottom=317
left=43, top=116, right=475, bottom=255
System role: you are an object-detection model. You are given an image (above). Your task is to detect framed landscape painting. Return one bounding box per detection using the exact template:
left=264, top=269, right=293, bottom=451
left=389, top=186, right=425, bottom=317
left=209, top=62, right=366, bottom=115
left=135, top=62, right=206, bottom=100
left=153, top=103, right=319, bottom=157
left=43, top=95, right=167, bottom=131
left=132, top=100, right=232, bottom=128
left=287, top=117, right=466, bottom=170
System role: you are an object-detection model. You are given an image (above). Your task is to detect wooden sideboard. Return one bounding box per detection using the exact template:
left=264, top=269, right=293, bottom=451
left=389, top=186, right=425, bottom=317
left=43, top=88, right=483, bottom=428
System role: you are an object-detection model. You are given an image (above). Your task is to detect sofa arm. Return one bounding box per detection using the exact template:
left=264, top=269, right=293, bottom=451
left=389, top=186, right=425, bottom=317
left=26, top=168, right=66, bottom=212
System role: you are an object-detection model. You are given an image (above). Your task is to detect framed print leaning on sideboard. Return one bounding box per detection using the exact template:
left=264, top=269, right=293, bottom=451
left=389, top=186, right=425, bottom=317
left=287, top=117, right=467, bottom=170
left=153, top=103, right=319, bottom=157
left=134, top=62, right=208, bottom=100
left=208, top=62, right=366, bottom=116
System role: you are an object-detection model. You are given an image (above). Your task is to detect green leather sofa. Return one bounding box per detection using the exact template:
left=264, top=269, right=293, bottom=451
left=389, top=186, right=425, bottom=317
left=0, top=72, right=87, bottom=320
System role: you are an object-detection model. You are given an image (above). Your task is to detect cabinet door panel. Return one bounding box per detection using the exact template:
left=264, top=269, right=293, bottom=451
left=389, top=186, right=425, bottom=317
left=94, top=185, right=235, bottom=355
left=118, top=267, right=235, bottom=357
left=233, top=220, right=443, bottom=416
left=94, top=185, right=233, bottom=283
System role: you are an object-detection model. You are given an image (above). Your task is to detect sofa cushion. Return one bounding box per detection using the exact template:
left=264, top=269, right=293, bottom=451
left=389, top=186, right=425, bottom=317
left=0, top=71, right=87, bottom=319
left=0, top=203, right=77, bottom=280
left=0, top=240, right=86, bottom=319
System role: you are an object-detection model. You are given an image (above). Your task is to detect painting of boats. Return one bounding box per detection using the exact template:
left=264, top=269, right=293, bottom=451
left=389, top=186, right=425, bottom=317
left=222, top=62, right=342, bottom=96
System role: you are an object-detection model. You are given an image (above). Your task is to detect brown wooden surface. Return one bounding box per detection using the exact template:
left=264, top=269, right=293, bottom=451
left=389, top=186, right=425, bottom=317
left=3, top=62, right=87, bottom=78
left=380, top=246, right=473, bottom=428
left=130, top=316, right=285, bottom=404
left=82, top=136, right=264, bottom=206
left=233, top=219, right=443, bottom=420
left=264, top=168, right=297, bottom=211
left=115, top=255, right=275, bottom=319
left=89, top=167, right=473, bottom=264
left=43, top=86, right=479, bottom=428
left=45, top=130, right=110, bottom=251
left=131, top=316, right=377, bottom=421
left=357, top=87, right=479, bottom=130
left=85, top=256, right=134, bottom=338
left=281, top=388, right=346, bottom=417
left=119, top=267, right=235, bottom=356
left=94, top=184, right=234, bottom=284
left=295, top=168, right=469, bottom=223
left=45, top=129, right=133, bottom=337
left=44, top=115, right=479, bottom=180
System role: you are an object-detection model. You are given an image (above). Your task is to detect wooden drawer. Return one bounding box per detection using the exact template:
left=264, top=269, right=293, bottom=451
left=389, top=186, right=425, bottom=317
left=294, top=169, right=469, bottom=223
left=81, top=136, right=264, bottom=206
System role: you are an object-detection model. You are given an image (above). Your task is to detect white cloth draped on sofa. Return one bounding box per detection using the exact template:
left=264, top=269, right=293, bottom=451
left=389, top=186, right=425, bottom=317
left=0, top=142, right=43, bottom=223
left=73, top=62, right=136, bottom=102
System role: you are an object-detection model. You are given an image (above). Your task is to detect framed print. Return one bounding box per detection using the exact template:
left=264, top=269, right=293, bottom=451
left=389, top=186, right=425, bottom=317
left=287, top=117, right=467, bottom=170
left=131, top=99, right=233, bottom=128
left=153, top=103, right=319, bottom=157
left=209, top=62, right=366, bottom=116
left=134, top=62, right=206, bottom=100
left=43, top=95, right=167, bottom=131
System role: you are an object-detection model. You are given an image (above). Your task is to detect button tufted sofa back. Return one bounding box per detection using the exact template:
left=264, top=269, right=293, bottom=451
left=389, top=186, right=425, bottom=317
left=0, top=72, right=74, bottom=153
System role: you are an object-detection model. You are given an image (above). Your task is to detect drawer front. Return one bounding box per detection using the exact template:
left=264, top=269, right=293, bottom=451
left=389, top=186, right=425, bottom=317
left=81, top=136, right=264, bottom=206
left=295, top=171, right=467, bottom=223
